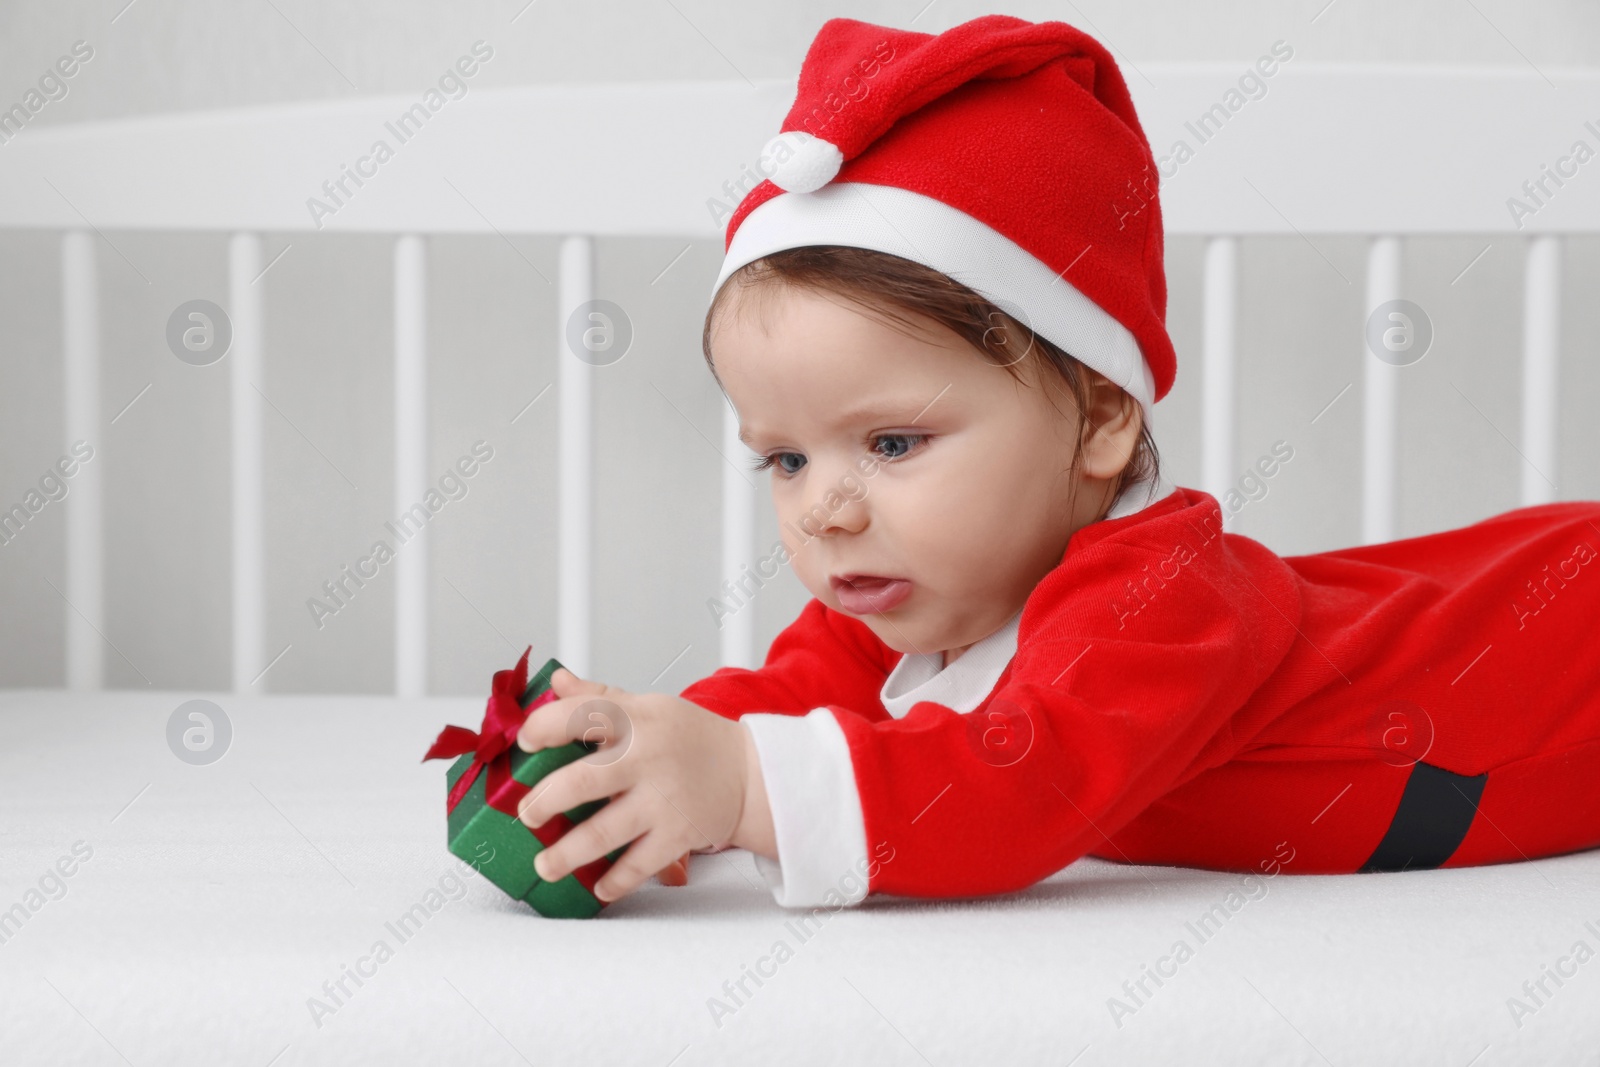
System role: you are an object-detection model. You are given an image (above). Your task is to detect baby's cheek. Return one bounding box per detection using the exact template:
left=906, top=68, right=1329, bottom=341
left=906, top=511, right=977, bottom=577
left=793, top=564, right=828, bottom=602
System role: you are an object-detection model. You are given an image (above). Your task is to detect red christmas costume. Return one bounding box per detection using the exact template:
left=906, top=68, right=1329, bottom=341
left=681, top=489, right=1600, bottom=900
left=689, top=15, right=1600, bottom=904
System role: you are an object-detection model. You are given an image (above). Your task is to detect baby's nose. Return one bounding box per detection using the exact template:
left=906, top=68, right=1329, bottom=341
left=802, top=479, right=869, bottom=536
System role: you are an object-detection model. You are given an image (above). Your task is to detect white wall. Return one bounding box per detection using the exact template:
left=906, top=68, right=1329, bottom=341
left=4, top=0, right=1600, bottom=120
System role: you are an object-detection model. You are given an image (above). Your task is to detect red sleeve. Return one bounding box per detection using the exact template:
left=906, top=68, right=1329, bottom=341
left=828, top=490, right=1306, bottom=899
left=677, top=597, right=902, bottom=720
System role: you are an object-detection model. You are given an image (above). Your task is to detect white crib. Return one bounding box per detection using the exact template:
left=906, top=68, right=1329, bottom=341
left=0, top=63, right=1595, bottom=695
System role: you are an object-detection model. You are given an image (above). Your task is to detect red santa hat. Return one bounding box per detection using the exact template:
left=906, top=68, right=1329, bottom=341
left=711, top=14, right=1176, bottom=422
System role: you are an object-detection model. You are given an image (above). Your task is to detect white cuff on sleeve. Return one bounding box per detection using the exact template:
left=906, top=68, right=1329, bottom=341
left=741, top=708, right=871, bottom=909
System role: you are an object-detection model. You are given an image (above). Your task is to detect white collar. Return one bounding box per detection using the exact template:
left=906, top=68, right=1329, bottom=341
left=876, top=472, right=1177, bottom=718
left=879, top=609, right=1023, bottom=719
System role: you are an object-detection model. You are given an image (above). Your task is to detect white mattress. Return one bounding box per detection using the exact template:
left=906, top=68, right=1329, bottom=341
left=2, top=689, right=1596, bottom=1065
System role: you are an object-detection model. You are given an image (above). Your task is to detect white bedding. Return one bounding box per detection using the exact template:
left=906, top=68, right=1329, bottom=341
left=1, top=689, right=1596, bottom=1066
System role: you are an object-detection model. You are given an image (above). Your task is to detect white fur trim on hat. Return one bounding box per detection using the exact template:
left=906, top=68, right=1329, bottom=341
left=710, top=182, right=1156, bottom=423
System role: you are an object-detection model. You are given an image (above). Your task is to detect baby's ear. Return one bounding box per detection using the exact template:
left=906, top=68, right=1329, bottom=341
left=1079, top=375, right=1141, bottom=479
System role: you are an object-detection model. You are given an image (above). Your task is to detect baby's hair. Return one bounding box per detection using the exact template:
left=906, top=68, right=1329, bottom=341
left=702, top=244, right=1161, bottom=522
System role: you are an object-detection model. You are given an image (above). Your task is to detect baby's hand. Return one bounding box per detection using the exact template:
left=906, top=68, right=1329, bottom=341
left=656, top=853, right=690, bottom=886
left=514, top=668, right=763, bottom=904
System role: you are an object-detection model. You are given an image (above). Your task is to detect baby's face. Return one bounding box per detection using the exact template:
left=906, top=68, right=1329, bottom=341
left=711, top=283, right=1109, bottom=662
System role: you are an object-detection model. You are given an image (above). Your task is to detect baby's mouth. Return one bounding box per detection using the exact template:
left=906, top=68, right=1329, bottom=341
left=830, top=573, right=914, bottom=615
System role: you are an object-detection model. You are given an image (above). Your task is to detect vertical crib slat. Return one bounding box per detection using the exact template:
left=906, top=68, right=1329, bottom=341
left=558, top=236, right=593, bottom=679
left=62, top=230, right=103, bottom=691
left=394, top=235, right=428, bottom=697
left=1362, top=236, right=1402, bottom=545
left=1201, top=237, right=1236, bottom=528
left=721, top=402, right=756, bottom=669
left=1520, top=235, right=1561, bottom=506
left=229, top=233, right=265, bottom=692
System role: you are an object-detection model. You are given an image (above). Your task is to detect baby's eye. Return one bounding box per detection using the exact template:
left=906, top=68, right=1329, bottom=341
left=872, top=433, right=926, bottom=461
left=750, top=452, right=807, bottom=476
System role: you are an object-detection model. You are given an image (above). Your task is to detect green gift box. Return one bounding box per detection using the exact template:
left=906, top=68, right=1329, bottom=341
left=424, top=650, right=623, bottom=919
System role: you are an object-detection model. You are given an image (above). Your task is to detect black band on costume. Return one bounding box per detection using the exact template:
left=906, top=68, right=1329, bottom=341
left=1358, top=760, right=1488, bottom=872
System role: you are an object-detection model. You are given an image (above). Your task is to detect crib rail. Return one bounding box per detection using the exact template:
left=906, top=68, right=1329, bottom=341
left=3, top=65, right=1597, bottom=693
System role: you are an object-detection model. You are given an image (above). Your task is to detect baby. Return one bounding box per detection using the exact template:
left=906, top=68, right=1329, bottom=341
left=513, top=15, right=1600, bottom=908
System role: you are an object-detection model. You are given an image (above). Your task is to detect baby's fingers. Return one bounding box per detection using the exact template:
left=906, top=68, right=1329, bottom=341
left=549, top=667, right=608, bottom=699
left=593, top=830, right=684, bottom=903
left=533, top=793, right=648, bottom=884
left=517, top=690, right=632, bottom=754
left=516, top=757, right=616, bottom=832
left=657, top=852, right=690, bottom=886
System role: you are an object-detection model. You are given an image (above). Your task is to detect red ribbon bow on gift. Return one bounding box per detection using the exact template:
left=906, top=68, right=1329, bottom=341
left=423, top=646, right=558, bottom=811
